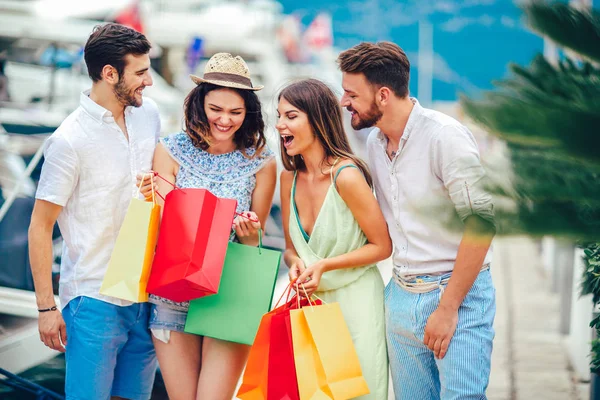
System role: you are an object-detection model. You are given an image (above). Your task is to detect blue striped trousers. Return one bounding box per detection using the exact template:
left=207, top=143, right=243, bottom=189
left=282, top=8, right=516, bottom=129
left=385, top=269, right=496, bottom=399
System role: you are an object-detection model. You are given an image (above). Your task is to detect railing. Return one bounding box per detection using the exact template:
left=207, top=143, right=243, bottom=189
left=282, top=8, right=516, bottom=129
left=0, top=128, right=47, bottom=224
left=0, top=367, right=64, bottom=400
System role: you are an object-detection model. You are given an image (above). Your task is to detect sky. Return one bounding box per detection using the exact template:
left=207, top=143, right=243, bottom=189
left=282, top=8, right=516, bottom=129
left=278, top=0, right=545, bottom=101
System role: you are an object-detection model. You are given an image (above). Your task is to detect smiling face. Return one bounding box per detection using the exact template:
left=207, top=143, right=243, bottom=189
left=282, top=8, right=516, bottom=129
left=340, top=72, right=383, bottom=130
left=112, top=53, right=153, bottom=108
left=276, top=97, right=318, bottom=157
left=203, top=88, right=247, bottom=144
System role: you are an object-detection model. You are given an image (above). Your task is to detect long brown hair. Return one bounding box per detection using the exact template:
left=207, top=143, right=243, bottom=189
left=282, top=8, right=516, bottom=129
left=278, top=78, right=373, bottom=187
left=184, top=83, right=266, bottom=157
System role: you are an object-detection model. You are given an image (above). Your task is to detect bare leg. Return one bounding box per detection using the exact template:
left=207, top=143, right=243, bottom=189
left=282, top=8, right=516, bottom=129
left=195, top=337, right=250, bottom=400
left=153, top=332, right=203, bottom=400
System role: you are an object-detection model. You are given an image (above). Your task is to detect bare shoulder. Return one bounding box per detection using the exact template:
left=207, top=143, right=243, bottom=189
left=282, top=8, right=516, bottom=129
left=332, top=158, right=365, bottom=186
left=153, top=142, right=179, bottom=174
left=154, top=142, right=174, bottom=162
left=335, top=165, right=366, bottom=189
left=256, top=157, right=277, bottom=178
left=280, top=169, right=295, bottom=185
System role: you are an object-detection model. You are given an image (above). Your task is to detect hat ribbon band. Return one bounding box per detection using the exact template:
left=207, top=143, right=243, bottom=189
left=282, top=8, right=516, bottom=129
left=203, top=72, right=253, bottom=87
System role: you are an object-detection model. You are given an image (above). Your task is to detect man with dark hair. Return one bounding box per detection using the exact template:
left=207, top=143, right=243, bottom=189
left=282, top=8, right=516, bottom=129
left=339, top=41, right=496, bottom=399
left=29, top=23, right=159, bottom=399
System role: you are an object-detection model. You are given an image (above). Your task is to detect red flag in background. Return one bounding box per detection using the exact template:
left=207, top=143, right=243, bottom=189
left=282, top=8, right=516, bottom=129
left=303, top=12, right=333, bottom=51
left=114, top=0, right=144, bottom=33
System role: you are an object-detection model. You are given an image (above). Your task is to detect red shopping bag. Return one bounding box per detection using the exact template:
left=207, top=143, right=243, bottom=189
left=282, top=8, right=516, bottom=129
left=268, top=303, right=299, bottom=400
left=146, top=186, right=237, bottom=302
left=238, top=283, right=321, bottom=400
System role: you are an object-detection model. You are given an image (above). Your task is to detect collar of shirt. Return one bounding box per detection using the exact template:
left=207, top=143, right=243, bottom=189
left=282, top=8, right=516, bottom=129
left=80, top=89, right=135, bottom=125
left=375, top=97, right=424, bottom=150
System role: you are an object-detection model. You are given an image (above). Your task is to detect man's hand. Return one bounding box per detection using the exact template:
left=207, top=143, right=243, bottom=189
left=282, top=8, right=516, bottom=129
left=423, top=304, right=458, bottom=359
left=39, top=310, right=67, bottom=352
left=136, top=172, right=157, bottom=201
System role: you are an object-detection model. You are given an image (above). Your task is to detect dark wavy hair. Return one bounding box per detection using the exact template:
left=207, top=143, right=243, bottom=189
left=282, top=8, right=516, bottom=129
left=183, top=83, right=266, bottom=157
left=278, top=79, right=373, bottom=188
left=84, top=23, right=151, bottom=82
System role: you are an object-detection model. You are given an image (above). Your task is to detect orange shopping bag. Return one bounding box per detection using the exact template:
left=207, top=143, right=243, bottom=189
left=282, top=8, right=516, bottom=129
left=289, top=290, right=369, bottom=399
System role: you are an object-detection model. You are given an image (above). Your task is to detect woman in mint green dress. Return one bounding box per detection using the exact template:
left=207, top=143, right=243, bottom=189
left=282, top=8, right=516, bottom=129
left=276, top=78, right=392, bottom=399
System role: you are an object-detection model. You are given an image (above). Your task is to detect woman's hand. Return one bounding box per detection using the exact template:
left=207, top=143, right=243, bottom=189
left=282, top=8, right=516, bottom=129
left=233, top=211, right=261, bottom=246
left=295, top=260, right=328, bottom=298
left=288, top=257, right=306, bottom=283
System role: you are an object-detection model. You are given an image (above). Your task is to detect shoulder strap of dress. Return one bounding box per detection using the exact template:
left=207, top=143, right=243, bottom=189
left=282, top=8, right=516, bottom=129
left=329, top=157, right=341, bottom=183
left=333, top=164, right=359, bottom=185
left=292, top=171, right=298, bottom=197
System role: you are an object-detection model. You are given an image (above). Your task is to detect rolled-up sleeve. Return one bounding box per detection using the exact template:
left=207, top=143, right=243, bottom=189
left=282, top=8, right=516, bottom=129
left=433, top=125, right=495, bottom=227
left=35, top=134, right=79, bottom=207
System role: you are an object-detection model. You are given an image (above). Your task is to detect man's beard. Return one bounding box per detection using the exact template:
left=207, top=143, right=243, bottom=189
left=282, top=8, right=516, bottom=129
left=349, top=102, right=382, bottom=130
left=113, top=78, right=142, bottom=108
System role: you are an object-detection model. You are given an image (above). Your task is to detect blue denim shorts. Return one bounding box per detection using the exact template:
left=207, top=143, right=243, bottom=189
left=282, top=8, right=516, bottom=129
left=62, top=296, right=157, bottom=400
left=149, top=303, right=187, bottom=332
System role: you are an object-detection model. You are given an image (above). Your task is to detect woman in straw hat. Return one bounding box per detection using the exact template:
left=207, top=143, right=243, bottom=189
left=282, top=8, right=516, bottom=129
left=277, top=78, right=391, bottom=399
left=148, top=53, right=276, bottom=399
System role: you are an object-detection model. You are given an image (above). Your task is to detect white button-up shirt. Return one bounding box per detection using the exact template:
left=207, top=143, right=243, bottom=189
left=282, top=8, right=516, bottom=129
left=367, top=98, right=493, bottom=276
left=36, top=91, right=160, bottom=309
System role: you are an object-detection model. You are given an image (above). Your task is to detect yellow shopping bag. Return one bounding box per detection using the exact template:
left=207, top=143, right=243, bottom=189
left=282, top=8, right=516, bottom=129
left=289, top=299, right=369, bottom=400
left=100, top=174, right=160, bottom=302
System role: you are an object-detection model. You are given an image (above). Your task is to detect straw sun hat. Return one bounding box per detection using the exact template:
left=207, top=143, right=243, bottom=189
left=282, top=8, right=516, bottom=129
left=190, top=52, right=263, bottom=91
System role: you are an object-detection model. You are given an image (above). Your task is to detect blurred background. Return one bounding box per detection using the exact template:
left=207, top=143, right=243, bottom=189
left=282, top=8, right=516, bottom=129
left=0, top=0, right=598, bottom=399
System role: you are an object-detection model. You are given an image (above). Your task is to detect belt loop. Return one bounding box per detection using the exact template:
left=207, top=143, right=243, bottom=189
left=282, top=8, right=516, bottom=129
left=437, top=275, right=445, bottom=301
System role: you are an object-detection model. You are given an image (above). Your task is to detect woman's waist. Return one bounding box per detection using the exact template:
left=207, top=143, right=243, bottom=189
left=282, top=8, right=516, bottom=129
left=318, top=263, right=379, bottom=292
left=148, top=294, right=189, bottom=311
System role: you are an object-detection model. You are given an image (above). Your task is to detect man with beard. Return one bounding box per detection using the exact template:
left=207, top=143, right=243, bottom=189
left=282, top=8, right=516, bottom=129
left=338, top=42, right=496, bottom=399
left=28, top=23, right=159, bottom=399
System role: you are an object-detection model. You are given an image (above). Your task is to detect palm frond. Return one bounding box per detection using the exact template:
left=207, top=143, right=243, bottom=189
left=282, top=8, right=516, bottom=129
left=523, top=0, right=600, bottom=63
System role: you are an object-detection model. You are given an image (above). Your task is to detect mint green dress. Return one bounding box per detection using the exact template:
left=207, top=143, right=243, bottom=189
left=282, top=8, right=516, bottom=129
left=289, top=165, right=388, bottom=400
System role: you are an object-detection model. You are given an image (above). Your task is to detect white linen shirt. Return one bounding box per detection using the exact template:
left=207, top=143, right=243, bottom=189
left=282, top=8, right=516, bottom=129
left=366, top=98, right=494, bottom=276
left=36, top=90, right=160, bottom=309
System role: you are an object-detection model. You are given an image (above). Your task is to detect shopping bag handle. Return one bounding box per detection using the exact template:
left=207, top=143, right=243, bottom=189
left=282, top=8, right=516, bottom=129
left=155, top=172, right=264, bottom=253
left=231, top=212, right=263, bottom=254
left=153, top=172, right=177, bottom=202
left=273, top=280, right=297, bottom=309
left=155, top=171, right=260, bottom=225
left=136, top=172, right=157, bottom=204
left=297, top=283, right=325, bottom=310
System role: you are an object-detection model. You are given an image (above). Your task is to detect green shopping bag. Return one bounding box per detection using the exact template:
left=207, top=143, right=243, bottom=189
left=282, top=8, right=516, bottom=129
left=184, top=231, right=282, bottom=345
